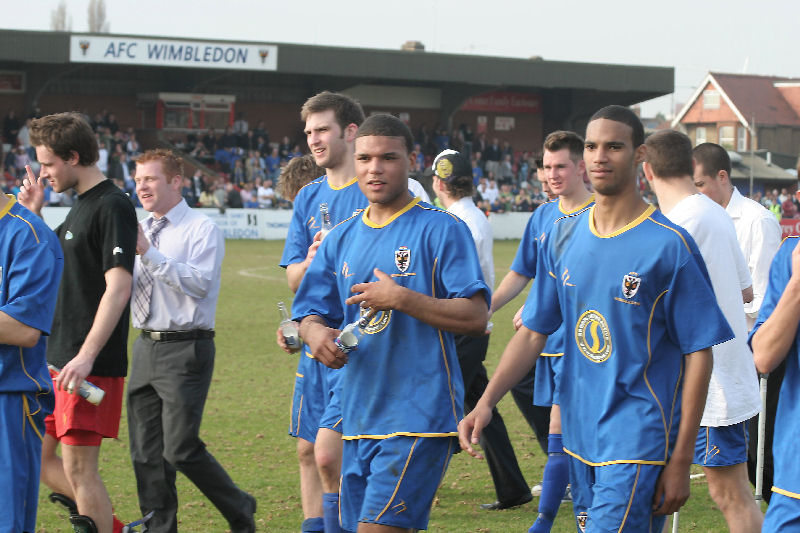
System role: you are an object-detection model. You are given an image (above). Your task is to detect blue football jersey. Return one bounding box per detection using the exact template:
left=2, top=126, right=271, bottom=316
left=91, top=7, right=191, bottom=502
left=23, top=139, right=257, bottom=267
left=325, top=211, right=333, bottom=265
left=750, top=236, right=800, bottom=500
left=525, top=204, right=732, bottom=465
left=0, top=198, right=63, bottom=395
left=516, top=198, right=594, bottom=406
left=292, top=197, right=491, bottom=439
left=280, top=176, right=366, bottom=268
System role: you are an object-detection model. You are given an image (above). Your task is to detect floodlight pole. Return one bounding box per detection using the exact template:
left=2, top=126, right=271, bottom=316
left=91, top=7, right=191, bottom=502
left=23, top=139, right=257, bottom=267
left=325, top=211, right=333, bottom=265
left=749, top=115, right=756, bottom=197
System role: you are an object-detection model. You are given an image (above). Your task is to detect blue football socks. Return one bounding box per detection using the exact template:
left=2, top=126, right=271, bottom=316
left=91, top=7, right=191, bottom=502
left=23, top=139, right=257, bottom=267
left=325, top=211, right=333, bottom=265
left=301, top=516, right=324, bottom=532
left=529, top=433, right=569, bottom=533
left=323, top=492, right=348, bottom=533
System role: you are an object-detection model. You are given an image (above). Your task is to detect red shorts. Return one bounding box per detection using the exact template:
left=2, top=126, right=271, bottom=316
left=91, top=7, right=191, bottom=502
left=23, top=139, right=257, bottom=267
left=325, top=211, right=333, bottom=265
left=44, top=372, right=124, bottom=446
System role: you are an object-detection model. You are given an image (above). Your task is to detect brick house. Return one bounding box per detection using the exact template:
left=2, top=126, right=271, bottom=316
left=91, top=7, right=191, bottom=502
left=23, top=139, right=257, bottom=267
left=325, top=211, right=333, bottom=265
left=672, top=72, right=800, bottom=161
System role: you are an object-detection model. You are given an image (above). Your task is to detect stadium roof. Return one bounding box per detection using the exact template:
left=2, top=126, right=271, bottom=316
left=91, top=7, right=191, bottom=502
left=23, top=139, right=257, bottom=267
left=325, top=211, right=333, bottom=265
left=0, top=29, right=673, bottom=102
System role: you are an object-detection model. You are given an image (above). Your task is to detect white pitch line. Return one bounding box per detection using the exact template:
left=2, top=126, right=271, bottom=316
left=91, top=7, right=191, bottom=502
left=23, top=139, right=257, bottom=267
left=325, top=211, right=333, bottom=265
left=237, top=266, right=284, bottom=281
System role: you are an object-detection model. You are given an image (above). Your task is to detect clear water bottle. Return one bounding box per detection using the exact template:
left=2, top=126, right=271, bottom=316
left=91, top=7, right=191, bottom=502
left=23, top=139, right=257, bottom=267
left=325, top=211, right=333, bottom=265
left=334, top=308, right=377, bottom=354
left=47, top=365, right=105, bottom=405
left=278, top=301, right=301, bottom=350
left=319, top=203, right=333, bottom=238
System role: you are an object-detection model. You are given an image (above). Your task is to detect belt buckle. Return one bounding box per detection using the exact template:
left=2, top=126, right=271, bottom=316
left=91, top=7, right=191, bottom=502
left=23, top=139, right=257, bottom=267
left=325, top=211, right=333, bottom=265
left=148, top=331, right=164, bottom=341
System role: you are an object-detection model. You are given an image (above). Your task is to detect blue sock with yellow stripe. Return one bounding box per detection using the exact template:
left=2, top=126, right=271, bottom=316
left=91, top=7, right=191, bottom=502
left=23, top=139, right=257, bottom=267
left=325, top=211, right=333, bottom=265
left=529, top=433, right=568, bottom=533
left=323, top=492, right=347, bottom=533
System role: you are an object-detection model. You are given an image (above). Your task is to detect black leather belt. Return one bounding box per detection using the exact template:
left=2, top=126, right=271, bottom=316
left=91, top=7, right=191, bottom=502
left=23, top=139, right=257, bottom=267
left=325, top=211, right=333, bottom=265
left=141, top=329, right=215, bottom=342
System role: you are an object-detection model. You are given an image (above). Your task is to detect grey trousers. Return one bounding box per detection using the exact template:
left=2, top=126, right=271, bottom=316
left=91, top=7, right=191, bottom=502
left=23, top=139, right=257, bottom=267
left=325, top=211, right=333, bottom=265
left=127, top=335, right=249, bottom=533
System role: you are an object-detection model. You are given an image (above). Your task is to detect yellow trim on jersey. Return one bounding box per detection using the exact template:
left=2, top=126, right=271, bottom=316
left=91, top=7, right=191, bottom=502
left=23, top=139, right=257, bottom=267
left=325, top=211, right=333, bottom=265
left=22, top=394, right=44, bottom=442
left=780, top=235, right=800, bottom=246
left=295, top=372, right=304, bottom=378
left=429, top=256, right=460, bottom=427
left=305, top=350, right=315, bottom=359
left=614, top=297, right=641, bottom=306
left=296, top=395, right=303, bottom=433
left=773, top=487, right=800, bottom=500
left=331, top=418, right=343, bottom=430
left=0, top=194, right=16, bottom=220
left=644, top=289, right=671, bottom=463
left=619, top=465, right=641, bottom=532
left=416, top=203, right=461, bottom=222
left=362, top=197, right=421, bottom=228
left=559, top=194, right=595, bottom=215
left=10, top=213, right=40, bottom=243
left=540, top=352, right=564, bottom=357
left=646, top=217, right=691, bottom=253
left=329, top=176, right=359, bottom=191
left=390, top=273, right=416, bottom=278
left=376, top=437, right=418, bottom=521
left=342, top=431, right=458, bottom=440
left=589, top=204, right=656, bottom=238
left=563, top=447, right=666, bottom=467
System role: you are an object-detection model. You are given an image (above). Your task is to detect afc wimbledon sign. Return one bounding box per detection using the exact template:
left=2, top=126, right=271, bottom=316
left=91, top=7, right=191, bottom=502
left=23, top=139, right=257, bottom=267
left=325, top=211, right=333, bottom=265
left=70, top=35, right=278, bottom=71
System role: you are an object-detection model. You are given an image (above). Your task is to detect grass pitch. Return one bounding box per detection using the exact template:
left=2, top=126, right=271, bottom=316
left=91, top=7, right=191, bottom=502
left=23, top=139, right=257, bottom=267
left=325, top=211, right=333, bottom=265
left=36, top=240, right=733, bottom=532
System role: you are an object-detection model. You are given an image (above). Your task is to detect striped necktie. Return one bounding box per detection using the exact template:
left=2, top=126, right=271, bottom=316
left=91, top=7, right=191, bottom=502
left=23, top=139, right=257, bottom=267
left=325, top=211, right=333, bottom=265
left=132, top=217, right=169, bottom=325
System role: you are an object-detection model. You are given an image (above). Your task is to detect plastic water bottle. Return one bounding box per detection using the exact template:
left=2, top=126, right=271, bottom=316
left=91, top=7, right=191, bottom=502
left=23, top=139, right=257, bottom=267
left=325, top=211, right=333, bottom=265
left=278, top=301, right=301, bottom=350
left=47, top=365, right=105, bottom=405
left=334, top=308, right=377, bottom=354
left=319, top=203, right=333, bottom=238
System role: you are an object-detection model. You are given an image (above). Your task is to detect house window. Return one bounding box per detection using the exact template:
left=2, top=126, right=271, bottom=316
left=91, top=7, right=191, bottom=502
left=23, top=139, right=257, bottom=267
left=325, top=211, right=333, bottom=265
left=703, top=90, right=720, bottom=109
left=696, top=127, right=707, bottom=145
left=737, top=126, right=748, bottom=151
left=719, top=126, right=735, bottom=149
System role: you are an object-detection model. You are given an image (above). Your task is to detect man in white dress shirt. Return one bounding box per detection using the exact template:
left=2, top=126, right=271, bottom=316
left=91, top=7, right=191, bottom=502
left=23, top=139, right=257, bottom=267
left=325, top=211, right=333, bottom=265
left=645, top=131, right=762, bottom=532
left=127, top=149, right=256, bottom=533
left=692, top=141, right=782, bottom=501
left=431, top=149, right=535, bottom=510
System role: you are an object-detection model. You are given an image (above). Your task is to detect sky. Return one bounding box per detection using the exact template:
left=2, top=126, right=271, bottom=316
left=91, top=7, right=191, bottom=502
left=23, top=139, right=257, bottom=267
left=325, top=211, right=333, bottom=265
left=4, top=0, right=800, bottom=118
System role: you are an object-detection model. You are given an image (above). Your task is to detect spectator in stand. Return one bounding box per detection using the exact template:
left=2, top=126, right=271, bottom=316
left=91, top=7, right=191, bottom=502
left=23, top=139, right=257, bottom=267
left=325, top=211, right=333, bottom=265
left=252, top=121, right=269, bottom=147
left=472, top=155, right=484, bottom=186
left=782, top=198, right=798, bottom=219
left=265, top=147, right=281, bottom=180
left=256, top=136, right=270, bottom=156
left=225, top=182, right=243, bottom=208
left=213, top=180, right=227, bottom=208
left=220, top=127, right=237, bottom=149
left=232, top=159, right=246, bottom=186
left=498, top=154, right=514, bottom=185
left=500, top=139, right=513, bottom=159
left=257, top=179, right=276, bottom=209
left=433, top=128, right=450, bottom=153
left=97, top=141, right=109, bottom=175
left=491, top=183, right=514, bottom=213
left=288, top=144, right=304, bottom=161
left=3, top=109, right=21, bottom=145
left=275, top=154, right=324, bottom=203
left=106, top=114, right=119, bottom=135
left=484, top=137, right=501, bottom=170
left=13, top=145, right=31, bottom=179
left=483, top=178, right=500, bottom=205
left=514, top=189, right=533, bottom=212
left=199, top=184, right=220, bottom=208
left=241, top=182, right=259, bottom=208
left=278, top=136, right=292, bottom=160
left=181, top=177, right=198, bottom=207
left=244, top=151, right=264, bottom=182
left=240, top=130, right=258, bottom=152
left=233, top=112, right=249, bottom=138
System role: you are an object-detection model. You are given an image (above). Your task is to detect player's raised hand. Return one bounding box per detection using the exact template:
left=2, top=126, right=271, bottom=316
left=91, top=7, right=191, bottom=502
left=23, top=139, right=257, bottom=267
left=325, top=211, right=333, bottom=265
left=457, top=404, right=492, bottom=459
left=18, top=165, right=47, bottom=215
left=651, top=457, right=691, bottom=515
left=346, top=268, right=400, bottom=311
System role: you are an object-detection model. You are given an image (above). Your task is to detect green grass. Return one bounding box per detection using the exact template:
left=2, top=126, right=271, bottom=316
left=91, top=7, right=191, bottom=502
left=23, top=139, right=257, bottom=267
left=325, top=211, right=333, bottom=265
left=35, top=240, right=734, bottom=532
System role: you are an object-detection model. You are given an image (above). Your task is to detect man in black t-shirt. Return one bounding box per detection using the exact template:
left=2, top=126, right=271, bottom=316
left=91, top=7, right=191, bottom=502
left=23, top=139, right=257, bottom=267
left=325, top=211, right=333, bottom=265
left=19, top=112, right=137, bottom=533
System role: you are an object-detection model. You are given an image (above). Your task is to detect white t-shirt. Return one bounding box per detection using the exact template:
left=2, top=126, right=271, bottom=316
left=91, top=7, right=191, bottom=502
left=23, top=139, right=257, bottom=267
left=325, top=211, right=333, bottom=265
left=257, top=185, right=274, bottom=208
left=408, top=177, right=431, bottom=203
left=447, top=196, right=494, bottom=288
left=666, top=193, right=760, bottom=426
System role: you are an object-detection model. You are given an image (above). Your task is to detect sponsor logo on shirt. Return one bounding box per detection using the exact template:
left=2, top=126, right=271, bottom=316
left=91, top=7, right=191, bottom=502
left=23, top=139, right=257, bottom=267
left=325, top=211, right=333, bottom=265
left=361, top=307, right=391, bottom=335
left=113, top=246, right=123, bottom=255
left=622, top=271, right=641, bottom=299
left=576, top=512, right=588, bottom=532
left=395, top=246, right=410, bottom=273
left=65, top=230, right=74, bottom=240
left=341, top=262, right=355, bottom=278
left=575, top=310, right=612, bottom=363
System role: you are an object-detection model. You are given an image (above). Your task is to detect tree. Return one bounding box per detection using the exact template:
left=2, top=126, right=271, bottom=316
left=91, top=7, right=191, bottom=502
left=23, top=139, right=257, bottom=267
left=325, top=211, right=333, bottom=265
left=50, top=0, right=72, bottom=32
left=88, top=0, right=110, bottom=33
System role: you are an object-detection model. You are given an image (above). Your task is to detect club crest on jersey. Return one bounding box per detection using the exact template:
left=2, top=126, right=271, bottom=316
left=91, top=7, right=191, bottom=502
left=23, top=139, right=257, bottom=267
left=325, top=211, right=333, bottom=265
left=575, top=309, right=612, bottom=363
left=395, top=246, right=410, bottom=273
left=622, top=272, right=641, bottom=299
left=360, top=307, right=391, bottom=335
left=576, top=512, right=588, bottom=532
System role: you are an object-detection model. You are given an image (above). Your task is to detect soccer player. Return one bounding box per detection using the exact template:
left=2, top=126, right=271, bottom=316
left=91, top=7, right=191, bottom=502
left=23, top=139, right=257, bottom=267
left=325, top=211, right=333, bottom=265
left=0, top=190, right=63, bottom=533
left=18, top=112, right=137, bottom=533
left=293, top=114, right=490, bottom=532
left=127, top=149, right=256, bottom=533
left=750, top=221, right=800, bottom=531
left=644, top=130, right=763, bottom=532
left=460, top=105, right=732, bottom=532
left=430, top=149, right=533, bottom=511
left=279, top=91, right=367, bottom=533
left=692, top=142, right=782, bottom=498
left=491, top=130, right=593, bottom=532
